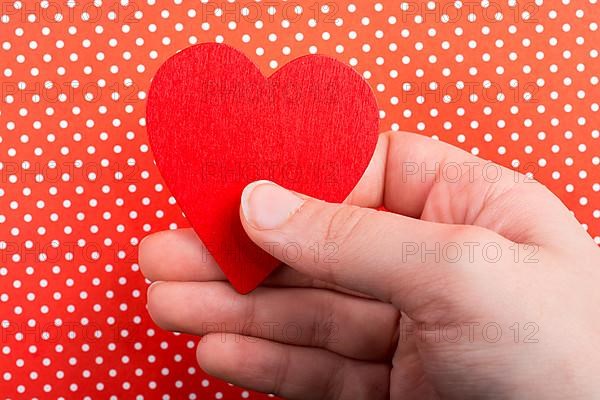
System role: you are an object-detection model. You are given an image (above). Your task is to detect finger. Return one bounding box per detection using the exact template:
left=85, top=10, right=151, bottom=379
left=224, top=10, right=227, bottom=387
left=349, top=131, right=542, bottom=217
left=147, top=281, right=399, bottom=361
left=343, top=131, right=388, bottom=208
left=139, top=228, right=223, bottom=282
left=345, top=131, right=585, bottom=245
left=139, top=228, right=371, bottom=297
left=346, top=131, right=495, bottom=216
left=239, top=180, right=512, bottom=312
left=197, top=333, right=390, bottom=400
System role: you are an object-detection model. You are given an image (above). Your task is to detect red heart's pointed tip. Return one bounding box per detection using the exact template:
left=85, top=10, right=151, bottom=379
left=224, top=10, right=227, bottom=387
left=231, top=283, right=258, bottom=295
left=229, top=275, right=268, bottom=295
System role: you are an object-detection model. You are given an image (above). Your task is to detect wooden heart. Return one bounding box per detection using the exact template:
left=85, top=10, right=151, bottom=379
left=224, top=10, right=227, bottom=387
left=146, top=43, right=379, bottom=293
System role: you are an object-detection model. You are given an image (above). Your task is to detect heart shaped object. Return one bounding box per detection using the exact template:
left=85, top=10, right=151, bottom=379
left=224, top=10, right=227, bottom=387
left=146, top=43, right=379, bottom=293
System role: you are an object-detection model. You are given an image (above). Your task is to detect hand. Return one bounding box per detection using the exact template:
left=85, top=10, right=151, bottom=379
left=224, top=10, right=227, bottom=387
left=139, top=132, right=600, bottom=399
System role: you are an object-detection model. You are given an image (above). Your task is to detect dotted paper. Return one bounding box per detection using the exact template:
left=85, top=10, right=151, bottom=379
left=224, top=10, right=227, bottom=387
left=0, top=0, right=598, bottom=398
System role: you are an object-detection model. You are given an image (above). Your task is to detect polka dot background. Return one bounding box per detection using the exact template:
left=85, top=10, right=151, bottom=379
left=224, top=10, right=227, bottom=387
left=0, top=0, right=598, bottom=398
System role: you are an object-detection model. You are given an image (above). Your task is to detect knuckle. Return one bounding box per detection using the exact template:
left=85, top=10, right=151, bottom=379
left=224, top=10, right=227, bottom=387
left=447, top=224, right=489, bottom=244
left=321, top=204, right=375, bottom=248
left=270, top=346, right=291, bottom=396
left=241, top=292, right=258, bottom=328
left=321, top=357, right=346, bottom=400
left=312, top=292, right=337, bottom=348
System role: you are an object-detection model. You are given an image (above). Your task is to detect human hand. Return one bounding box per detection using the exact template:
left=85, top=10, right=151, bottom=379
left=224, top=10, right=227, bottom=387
left=139, top=132, right=600, bottom=399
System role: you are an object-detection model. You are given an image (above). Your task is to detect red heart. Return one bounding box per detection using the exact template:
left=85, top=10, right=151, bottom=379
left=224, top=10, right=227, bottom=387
left=146, top=43, right=379, bottom=293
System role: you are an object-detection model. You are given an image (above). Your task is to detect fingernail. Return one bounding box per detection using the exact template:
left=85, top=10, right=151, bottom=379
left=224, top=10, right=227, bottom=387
left=241, top=180, right=305, bottom=230
left=139, top=234, right=151, bottom=248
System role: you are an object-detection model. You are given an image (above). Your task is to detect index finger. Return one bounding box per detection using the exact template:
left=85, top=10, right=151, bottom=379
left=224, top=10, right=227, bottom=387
left=346, top=131, right=582, bottom=246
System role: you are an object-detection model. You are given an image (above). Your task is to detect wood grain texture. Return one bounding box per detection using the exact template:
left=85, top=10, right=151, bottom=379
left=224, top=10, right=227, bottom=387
left=146, top=43, right=379, bottom=293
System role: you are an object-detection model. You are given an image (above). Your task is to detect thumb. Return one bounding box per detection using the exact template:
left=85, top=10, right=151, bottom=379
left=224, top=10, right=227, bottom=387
left=239, top=180, right=506, bottom=311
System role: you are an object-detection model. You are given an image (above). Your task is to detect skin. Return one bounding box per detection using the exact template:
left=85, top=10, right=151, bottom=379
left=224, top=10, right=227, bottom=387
left=139, top=132, right=600, bottom=399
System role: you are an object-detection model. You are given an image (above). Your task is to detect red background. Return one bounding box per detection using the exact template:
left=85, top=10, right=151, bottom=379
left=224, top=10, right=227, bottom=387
left=0, top=0, right=597, bottom=398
